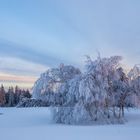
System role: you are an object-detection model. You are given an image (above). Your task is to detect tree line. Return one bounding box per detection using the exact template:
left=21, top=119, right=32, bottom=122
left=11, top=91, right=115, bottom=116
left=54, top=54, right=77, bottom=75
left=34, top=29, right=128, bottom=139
left=0, top=85, right=31, bottom=107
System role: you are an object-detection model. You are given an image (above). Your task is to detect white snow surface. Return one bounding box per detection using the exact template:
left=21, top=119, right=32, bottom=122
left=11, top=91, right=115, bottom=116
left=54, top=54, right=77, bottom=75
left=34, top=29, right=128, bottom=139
left=0, top=107, right=140, bottom=140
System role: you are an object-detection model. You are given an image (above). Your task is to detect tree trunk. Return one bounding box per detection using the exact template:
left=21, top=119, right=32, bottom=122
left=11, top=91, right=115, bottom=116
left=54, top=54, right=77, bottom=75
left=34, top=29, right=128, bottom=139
left=122, top=106, right=124, bottom=117
left=113, top=106, right=116, bottom=117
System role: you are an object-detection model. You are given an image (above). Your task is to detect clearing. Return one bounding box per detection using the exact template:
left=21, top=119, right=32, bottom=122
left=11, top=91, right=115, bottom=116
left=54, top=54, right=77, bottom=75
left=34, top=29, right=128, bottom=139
left=0, top=107, right=140, bottom=140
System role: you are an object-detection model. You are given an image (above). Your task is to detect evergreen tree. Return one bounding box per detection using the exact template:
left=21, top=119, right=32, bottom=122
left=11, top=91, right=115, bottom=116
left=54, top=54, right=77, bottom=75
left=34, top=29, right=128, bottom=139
left=0, top=84, right=6, bottom=106
left=8, top=87, right=15, bottom=107
left=14, top=85, right=21, bottom=105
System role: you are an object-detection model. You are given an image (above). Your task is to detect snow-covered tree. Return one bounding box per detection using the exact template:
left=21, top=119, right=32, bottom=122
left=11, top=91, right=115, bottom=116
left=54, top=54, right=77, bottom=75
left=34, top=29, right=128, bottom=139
left=127, top=65, right=140, bottom=107
left=52, top=56, right=128, bottom=124
left=128, top=65, right=140, bottom=80
left=130, top=76, right=140, bottom=106
left=32, top=55, right=140, bottom=124
left=32, top=64, right=81, bottom=106
left=111, top=67, right=131, bottom=117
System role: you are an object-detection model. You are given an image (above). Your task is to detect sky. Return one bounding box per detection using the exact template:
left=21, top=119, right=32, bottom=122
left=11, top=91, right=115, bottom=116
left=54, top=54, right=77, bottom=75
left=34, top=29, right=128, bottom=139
left=0, top=0, right=140, bottom=88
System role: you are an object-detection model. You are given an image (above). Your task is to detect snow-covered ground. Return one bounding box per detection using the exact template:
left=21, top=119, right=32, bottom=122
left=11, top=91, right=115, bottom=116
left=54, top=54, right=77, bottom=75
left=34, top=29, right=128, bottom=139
left=0, top=108, right=140, bottom=140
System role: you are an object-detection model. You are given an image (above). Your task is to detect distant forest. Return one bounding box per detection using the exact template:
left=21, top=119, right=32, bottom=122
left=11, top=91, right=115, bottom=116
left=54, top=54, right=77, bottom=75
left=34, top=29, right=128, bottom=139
left=0, top=85, right=31, bottom=107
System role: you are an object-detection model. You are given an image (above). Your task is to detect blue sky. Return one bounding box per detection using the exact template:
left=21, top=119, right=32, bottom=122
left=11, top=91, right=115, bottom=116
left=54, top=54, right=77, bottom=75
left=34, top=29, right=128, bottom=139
left=0, top=0, right=140, bottom=88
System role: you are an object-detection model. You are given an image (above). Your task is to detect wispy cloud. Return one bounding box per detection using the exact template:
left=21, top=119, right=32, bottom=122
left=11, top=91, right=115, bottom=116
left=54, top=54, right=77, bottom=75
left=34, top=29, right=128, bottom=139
left=0, top=72, right=36, bottom=83
left=0, top=56, right=49, bottom=76
left=0, top=39, right=65, bottom=67
left=0, top=72, right=37, bottom=89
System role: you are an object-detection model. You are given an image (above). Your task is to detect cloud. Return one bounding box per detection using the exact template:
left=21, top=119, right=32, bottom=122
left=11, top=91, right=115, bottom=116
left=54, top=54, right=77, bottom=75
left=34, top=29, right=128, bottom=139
left=0, top=72, right=36, bottom=83
left=0, top=0, right=140, bottom=80
left=0, top=56, right=49, bottom=76
left=0, top=39, right=65, bottom=67
left=0, top=72, right=37, bottom=89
